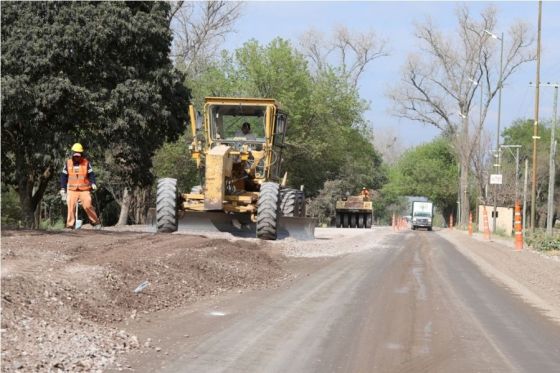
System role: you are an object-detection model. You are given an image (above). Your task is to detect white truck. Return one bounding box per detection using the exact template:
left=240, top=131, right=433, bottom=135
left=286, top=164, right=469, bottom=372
left=411, top=201, right=433, bottom=231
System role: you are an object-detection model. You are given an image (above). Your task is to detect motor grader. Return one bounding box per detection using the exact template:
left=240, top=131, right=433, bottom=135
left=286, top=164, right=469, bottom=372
left=334, top=192, right=373, bottom=228
left=156, top=97, right=314, bottom=240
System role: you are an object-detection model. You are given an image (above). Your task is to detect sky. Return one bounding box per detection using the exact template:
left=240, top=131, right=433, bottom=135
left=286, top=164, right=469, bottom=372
left=219, top=1, right=560, bottom=149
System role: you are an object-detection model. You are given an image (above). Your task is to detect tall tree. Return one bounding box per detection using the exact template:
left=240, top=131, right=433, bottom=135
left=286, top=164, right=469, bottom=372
left=502, top=119, right=559, bottom=227
left=1, top=2, right=189, bottom=227
left=382, top=137, right=459, bottom=220
left=299, top=25, right=388, bottom=89
left=170, top=1, right=243, bottom=79
left=185, top=38, right=386, bottom=196
left=388, top=5, right=535, bottom=225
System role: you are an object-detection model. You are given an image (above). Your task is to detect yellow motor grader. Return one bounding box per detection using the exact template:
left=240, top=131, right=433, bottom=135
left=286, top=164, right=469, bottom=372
left=156, top=97, right=315, bottom=240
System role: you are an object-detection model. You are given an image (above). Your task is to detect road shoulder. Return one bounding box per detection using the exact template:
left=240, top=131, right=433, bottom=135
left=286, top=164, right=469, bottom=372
left=438, top=229, right=560, bottom=324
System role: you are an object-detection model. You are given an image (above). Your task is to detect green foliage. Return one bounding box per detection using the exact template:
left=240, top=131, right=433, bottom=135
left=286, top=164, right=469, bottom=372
left=39, top=218, right=65, bottom=231
left=1, top=185, right=21, bottom=227
left=185, top=38, right=385, bottom=196
left=525, top=229, right=560, bottom=251
left=502, top=118, right=559, bottom=226
left=382, top=137, right=458, bottom=216
left=1, top=2, right=190, bottom=226
left=502, top=119, right=555, bottom=155
left=152, top=135, right=199, bottom=193
left=307, top=179, right=355, bottom=225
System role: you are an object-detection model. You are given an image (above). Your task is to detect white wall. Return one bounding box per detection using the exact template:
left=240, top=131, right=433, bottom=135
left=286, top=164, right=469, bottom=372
left=477, top=205, right=514, bottom=236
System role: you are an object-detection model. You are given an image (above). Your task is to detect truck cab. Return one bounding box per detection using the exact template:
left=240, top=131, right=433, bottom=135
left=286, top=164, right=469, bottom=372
left=411, top=201, right=433, bottom=231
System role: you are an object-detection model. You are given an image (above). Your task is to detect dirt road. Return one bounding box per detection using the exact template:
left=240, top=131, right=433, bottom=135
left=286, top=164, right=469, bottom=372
left=122, top=229, right=560, bottom=373
left=3, top=227, right=560, bottom=372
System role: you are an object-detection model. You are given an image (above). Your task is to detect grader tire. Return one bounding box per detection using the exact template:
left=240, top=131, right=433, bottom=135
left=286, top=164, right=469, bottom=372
left=335, top=213, right=342, bottom=228
left=156, top=178, right=178, bottom=233
left=280, top=189, right=298, bottom=217
left=257, top=182, right=280, bottom=240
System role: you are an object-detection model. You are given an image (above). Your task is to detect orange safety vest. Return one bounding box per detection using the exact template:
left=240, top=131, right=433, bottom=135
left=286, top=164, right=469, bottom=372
left=67, top=158, right=91, bottom=191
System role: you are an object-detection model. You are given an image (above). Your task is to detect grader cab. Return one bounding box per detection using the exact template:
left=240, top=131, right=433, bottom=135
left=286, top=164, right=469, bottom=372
left=156, top=97, right=314, bottom=240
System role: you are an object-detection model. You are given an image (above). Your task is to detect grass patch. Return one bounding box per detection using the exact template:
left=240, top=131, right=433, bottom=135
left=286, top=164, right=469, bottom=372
left=525, top=229, right=560, bottom=251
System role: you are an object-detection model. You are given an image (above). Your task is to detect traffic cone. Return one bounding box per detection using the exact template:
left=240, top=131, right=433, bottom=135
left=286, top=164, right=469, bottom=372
left=468, top=211, right=473, bottom=236
left=514, top=200, right=523, bottom=251
left=483, top=206, right=491, bottom=240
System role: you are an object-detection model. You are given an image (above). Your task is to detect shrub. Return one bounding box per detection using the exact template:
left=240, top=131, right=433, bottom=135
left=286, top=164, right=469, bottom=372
left=524, top=230, right=560, bottom=251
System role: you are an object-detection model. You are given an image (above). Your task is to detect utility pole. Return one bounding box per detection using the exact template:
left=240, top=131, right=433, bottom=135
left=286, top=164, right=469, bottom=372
left=501, top=145, right=522, bottom=202
left=530, top=0, right=542, bottom=232
left=523, top=159, right=529, bottom=235
left=546, top=83, right=558, bottom=234
left=484, top=29, right=504, bottom=233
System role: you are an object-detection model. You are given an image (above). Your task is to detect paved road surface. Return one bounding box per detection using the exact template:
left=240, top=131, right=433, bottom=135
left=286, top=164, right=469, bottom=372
left=127, top=230, right=560, bottom=372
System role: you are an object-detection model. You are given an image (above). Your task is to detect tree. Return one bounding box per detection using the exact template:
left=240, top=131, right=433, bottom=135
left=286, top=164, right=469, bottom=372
left=299, top=25, right=388, bottom=89
left=502, top=119, right=559, bottom=227
left=388, top=5, right=535, bottom=226
left=171, top=1, right=243, bottom=79
left=1, top=2, right=189, bottom=227
left=382, top=137, right=459, bottom=220
left=185, top=38, right=386, bottom=197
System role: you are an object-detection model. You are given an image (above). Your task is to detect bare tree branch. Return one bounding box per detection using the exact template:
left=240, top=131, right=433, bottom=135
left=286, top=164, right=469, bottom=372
left=298, top=25, right=388, bottom=88
left=171, top=1, right=243, bottom=78
left=387, top=5, right=535, bottom=225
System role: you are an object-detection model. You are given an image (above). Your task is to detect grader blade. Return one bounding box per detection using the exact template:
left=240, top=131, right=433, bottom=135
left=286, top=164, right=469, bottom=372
left=278, top=216, right=316, bottom=240
left=177, top=211, right=256, bottom=237
left=149, top=207, right=316, bottom=240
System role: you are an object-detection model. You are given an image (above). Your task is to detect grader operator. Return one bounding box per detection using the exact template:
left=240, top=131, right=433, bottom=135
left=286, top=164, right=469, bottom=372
left=156, top=97, right=314, bottom=240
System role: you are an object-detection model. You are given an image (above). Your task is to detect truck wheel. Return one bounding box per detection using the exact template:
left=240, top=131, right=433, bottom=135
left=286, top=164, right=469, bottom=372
left=428, top=227, right=432, bottom=231
left=335, top=213, right=342, bottom=228
left=350, top=213, right=357, bottom=228
left=343, top=213, right=349, bottom=228
left=279, top=188, right=298, bottom=217
left=156, top=178, right=178, bottom=233
left=365, top=214, right=372, bottom=228
left=357, top=214, right=364, bottom=228
left=257, top=182, right=280, bottom=240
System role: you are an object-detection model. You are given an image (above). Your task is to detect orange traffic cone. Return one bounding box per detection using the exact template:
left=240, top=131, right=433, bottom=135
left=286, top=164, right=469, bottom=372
left=514, top=200, right=523, bottom=251
left=468, top=211, right=473, bottom=236
left=483, top=206, right=491, bottom=240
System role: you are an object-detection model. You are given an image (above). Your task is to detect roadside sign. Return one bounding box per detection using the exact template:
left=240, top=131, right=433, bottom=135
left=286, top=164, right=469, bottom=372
left=490, top=174, right=503, bottom=185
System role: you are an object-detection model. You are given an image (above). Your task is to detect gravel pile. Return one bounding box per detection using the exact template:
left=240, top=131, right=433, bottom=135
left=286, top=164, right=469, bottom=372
left=1, top=230, right=287, bottom=372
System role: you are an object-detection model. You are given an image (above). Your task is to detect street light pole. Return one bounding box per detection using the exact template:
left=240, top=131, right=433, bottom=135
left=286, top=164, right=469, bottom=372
left=485, top=29, right=504, bottom=232
left=546, top=84, right=558, bottom=234
left=531, top=0, right=543, bottom=232
left=494, top=32, right=504, bottom=232
left=501, top=144, right=522, bottom=202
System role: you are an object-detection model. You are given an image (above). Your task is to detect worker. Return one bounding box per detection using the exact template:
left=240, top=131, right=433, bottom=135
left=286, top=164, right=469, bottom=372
left=361, top=187, right=370, bottom=199
left=234, top=122, right=256, bottom=140
left=60, top=143, right=101, bottom=229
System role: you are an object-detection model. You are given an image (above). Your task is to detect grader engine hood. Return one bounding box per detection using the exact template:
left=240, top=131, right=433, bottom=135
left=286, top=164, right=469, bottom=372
left=204, top=145, right=233, bottom=210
